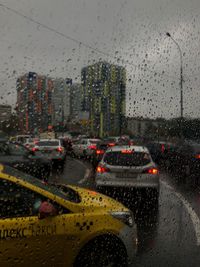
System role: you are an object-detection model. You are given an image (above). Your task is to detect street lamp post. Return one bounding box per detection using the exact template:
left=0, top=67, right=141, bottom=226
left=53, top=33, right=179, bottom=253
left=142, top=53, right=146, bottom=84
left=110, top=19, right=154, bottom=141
left=166, top=32, right=183, bottom=138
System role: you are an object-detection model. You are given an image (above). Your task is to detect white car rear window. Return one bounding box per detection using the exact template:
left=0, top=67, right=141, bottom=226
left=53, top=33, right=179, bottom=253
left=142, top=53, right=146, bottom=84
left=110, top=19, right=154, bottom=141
left=37, top=141, right=59, bottom=146
left=104, top=151, right=151, bottom=166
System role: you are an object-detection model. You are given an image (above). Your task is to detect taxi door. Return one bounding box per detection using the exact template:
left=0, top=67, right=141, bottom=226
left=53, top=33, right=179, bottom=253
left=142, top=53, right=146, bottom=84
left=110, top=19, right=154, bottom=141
left=0, top=213, right=82, bottom=267
left=0, top=178, right=80, bottom=267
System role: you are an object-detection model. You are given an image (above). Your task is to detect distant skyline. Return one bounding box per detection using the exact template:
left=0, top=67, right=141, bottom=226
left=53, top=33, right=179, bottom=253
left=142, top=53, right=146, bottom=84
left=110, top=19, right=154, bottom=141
left=0, top=0, right=200, bottom=119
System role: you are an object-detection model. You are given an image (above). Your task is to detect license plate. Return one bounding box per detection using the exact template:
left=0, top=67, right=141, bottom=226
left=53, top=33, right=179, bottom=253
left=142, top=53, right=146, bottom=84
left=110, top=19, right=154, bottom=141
left=42, top=150, right=52, bottom=153
left=116, top=173, right=137, bottom=178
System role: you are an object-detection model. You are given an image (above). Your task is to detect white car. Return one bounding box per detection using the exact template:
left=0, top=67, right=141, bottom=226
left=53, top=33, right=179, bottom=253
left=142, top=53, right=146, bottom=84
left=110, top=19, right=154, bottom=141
left=33, top=139, right=66, bottom=167
left=95, top=145, right=159, bottom=206
left=24, top=138, right=39, bottom=150
left=72, top=138, right=101, bottom=158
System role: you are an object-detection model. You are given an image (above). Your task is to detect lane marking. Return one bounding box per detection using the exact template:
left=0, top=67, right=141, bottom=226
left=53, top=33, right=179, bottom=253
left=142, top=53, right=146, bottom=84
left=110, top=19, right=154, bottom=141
left=161, top=179, right=200, bottom=246
left=73, top=158, right=88, bottom=169
left=72, top=158, right=92, bottom=184
left=78, top=168, right=91, bottom=184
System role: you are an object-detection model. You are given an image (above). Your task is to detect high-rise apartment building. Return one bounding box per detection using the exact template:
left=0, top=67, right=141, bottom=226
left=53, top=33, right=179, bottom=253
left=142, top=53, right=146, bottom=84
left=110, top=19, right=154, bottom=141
left=70, top=83, right=83, bottom=122
left=81, top=61, right=126, bottom=137
left=0, top=105, right=12, bottom=123
left=16, top=72, right=54, bottom=134
left=51, top=78, right=72, bottom=128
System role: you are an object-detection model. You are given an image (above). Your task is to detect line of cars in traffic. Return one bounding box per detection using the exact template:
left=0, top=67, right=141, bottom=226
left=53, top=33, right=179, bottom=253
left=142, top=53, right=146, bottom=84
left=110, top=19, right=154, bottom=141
left=0, top=134, right=136, bottom=265
left=3, top=133, right=198, bottom=266
left=0, top=133, right=139, bottom=266
left=2, top=133, right=190, bottom=266
left=0, top=135, right=68, bottom=182
left=70, top=134, right=200, bottom=209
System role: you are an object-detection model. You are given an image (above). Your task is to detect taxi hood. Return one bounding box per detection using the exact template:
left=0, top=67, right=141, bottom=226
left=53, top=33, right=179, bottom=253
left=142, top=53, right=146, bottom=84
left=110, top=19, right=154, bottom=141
left=67, top=185, right=128, bottom=213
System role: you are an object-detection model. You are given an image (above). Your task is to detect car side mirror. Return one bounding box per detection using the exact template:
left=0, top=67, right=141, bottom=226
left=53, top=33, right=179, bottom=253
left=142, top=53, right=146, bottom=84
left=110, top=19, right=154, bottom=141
left=38, top=201, right=57, bottom=219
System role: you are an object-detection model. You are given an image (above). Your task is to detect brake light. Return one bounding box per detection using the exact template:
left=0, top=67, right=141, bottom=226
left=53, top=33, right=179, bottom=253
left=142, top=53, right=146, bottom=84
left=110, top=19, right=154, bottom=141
left=96, top=165, right=110, bottom=173
left=96, top=150, right=104, bottom=155
left=89, top=145, right=96, bottom=150
left=161, top=144, right=165, bottom=153
left=32, top=147, right=38, bottom=152
left=108, top=143, right=115, bottom=147
left=143, top=168, right=159, bottom=175
left=195, top=154, right=200, bottom=159
left=57, top=147, right=63, bottom=153
left=121, top=149, right=133, bottom=154
left=129, top=141, right=134, bottom=145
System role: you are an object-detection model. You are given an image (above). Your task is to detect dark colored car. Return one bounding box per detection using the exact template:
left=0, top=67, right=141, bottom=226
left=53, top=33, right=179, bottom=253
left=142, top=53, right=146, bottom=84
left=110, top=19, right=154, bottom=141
left=146, top=141, right=175, bottom=165
left=166, top=141, right=200, bottom=185
left=0, top=140, right=51, bottom=181
left=59, top=137, right=73, bottom=155
left=90, top=141, right=116, bottom=168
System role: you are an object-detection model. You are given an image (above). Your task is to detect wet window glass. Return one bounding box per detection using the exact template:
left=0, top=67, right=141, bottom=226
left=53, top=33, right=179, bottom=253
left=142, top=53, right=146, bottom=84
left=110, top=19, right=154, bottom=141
left=37, top=141, right=59, bottom=146
left=1, top=0, right=200, bottom=266
left=8, top=143, right=27, bottom=156
left=0, top=143, right=9, bottom=155
left=2, top=165, right=80, bottom=203
left=0, top=179, right=46, bottom=218
left=104, top=151, right=151, bottom=166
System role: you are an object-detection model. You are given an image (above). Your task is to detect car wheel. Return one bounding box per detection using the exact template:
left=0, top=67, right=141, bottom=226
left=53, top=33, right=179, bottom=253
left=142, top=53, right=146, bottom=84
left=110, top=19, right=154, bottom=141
left=74, top=235, right=128, bottom=267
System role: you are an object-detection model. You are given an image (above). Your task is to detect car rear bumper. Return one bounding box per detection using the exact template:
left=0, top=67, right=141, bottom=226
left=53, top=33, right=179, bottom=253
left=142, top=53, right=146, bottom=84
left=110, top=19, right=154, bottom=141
left=95, top=175, right=159, bottom=189
left=52, top=157, right=65, bottom=163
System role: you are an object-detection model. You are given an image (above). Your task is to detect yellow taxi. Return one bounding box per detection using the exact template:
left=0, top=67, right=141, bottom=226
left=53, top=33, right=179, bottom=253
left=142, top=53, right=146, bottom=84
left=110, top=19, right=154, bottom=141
left=0, top=164, right=137, bottom=267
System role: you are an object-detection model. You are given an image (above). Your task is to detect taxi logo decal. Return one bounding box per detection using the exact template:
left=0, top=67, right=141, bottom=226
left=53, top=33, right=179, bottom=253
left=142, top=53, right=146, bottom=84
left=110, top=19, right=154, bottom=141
left=29, top=224, right=56, bottom=236
left=0, top=228, right=27, bottom=239
left=76, top=221, right=93, bottom=231
left=0, top=224, right=56, bottom=239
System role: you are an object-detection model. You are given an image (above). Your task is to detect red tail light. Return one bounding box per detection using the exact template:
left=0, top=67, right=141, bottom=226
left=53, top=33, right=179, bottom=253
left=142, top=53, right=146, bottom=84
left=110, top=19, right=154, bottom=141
left=129, top=141, right=134, bottom=145
left=57, top=147, right=63, bottom=153
left=96, top=165, right=110, bottom=173
left=161, top=144, right=165, bottom=153
left=143, top=168, right=159, bottom=175
left=96, top=150, right=104, bottom=155
left=108, top=143, right=115, bottom=147
left=89, top=145, right=96, bottom=150
left=121, top=149, right=133, bottom=154
left=195, top=154, right=200, bottom=159
left=32, top=147, right=38, bottom=152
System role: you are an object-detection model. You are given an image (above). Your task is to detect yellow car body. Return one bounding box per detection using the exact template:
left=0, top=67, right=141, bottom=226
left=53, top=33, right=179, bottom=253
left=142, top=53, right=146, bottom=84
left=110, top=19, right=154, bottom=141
left=0, top=164, right=137, bottom=267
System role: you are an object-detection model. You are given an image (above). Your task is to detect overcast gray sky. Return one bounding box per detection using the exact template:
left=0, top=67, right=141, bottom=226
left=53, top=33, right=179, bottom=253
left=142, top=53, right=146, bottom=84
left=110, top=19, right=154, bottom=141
left=0, top=0, right=200, bottom=119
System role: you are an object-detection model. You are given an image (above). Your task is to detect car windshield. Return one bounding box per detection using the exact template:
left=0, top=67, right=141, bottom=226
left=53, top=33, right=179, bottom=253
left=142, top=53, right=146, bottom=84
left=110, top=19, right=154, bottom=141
left=104, top=151, right=151, bottom=166
left=1, top=0, right=200, bottom=266
left=37, top=141, right=59, bottom=146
